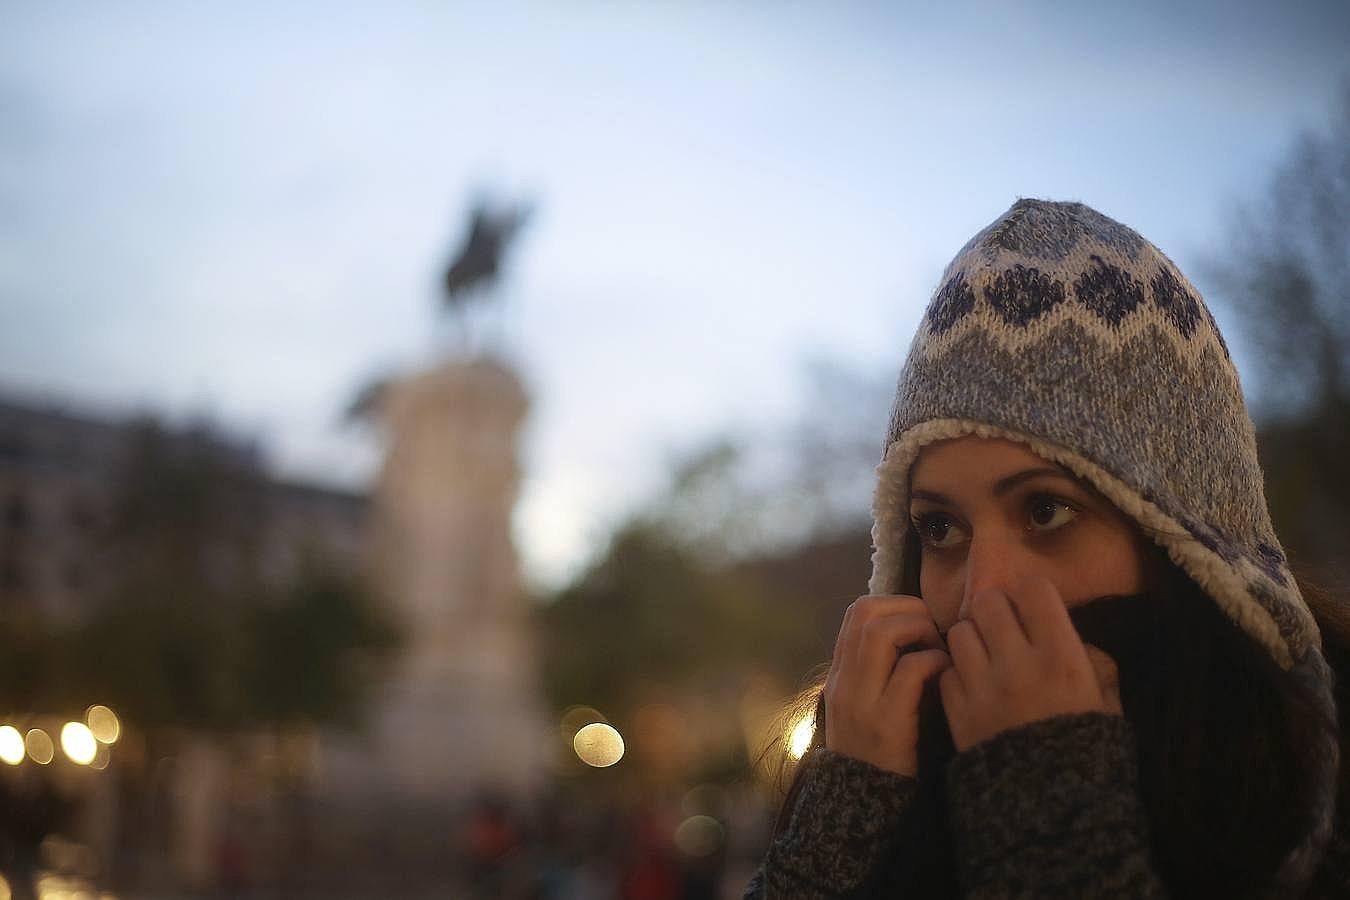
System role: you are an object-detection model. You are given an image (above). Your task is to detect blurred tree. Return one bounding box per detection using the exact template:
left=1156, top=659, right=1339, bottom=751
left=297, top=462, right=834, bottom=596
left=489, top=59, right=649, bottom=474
left=537, top=358, right=891, bottom=782
left=73, top=418, right=262, bottom=727
left=539, top=516, right=814, bottom=723
left=647, top=439, right=800, bottom=565
left=0, top=417, right=402, bottom=896
left=244, top=564, right=401, bottom=731
left=0, top=604, right=61, bottom=712
left=645, top=359, right=891, bottom=566
left=1204, top=80, right=1350, bottom=581
left=7, top=417, right=401, bottom=732
left=1207, top=82, right=1349, bottom=420
left=786, top=355, right=895, bottom=535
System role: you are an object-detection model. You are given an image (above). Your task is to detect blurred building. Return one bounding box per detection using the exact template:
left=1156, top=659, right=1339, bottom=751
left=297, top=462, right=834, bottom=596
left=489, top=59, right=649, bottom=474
left=0, top=372, right=552, bottom=888
left=0, top=396, right=129, bottom=624
left=0, top=394, right=367, bottom=623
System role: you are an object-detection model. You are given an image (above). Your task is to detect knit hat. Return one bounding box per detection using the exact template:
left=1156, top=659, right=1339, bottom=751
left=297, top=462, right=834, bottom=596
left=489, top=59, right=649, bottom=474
left=868, top=198, right=1335, bottom=889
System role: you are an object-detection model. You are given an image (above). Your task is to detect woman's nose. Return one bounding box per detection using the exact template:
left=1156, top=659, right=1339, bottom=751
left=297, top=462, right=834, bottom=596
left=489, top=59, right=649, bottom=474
left=958, top=531, right=1022, bottom=621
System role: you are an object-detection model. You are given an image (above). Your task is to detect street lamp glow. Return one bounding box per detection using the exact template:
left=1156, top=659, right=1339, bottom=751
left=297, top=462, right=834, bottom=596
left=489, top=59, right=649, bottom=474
left=61, top=722, right=98, bottom=765
left=788, top=713, right=815, bottom=760
left=86, top=706, right=121, bottom=745
left=0, top=726, right=24, bottom=765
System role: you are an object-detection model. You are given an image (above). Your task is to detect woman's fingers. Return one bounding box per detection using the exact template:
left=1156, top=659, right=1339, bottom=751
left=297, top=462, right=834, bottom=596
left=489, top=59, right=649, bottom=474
left=827, top=595, right=927, bottom=711
left=941, top=580, right=1122, bottom=750
left=831, top=593, right=928, bottom=666
left=855, top=612, right=945, bottom=699
left=832, top=595, right=931, bottom=675
left=1004, top=575, right=1080, bottom=650
left=966, top=587, right=1027, bottom=658
left=878, top=647, right=952, bottom=714
left=824, top=595, right=949, bottom=776
left=946, top=619, right=989, bottom=678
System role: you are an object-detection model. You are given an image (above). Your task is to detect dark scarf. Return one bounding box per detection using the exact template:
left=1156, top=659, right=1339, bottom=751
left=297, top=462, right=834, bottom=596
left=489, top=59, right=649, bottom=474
left=855, top=591, right=1159, bottom=898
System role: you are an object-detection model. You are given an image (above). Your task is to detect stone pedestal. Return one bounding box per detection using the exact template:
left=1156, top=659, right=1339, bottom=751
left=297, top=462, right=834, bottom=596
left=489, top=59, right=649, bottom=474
left=321, top=357, right=550, bottom=805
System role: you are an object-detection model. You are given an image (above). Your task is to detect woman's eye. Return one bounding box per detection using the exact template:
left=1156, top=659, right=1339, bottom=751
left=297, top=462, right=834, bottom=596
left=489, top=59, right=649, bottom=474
left=1026, top=495, right=1078, bottom=532
left=911, top=513, right=967, bottom=549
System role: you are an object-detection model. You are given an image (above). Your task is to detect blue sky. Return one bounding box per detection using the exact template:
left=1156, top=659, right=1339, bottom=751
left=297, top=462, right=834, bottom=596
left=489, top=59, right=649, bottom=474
left=2, top=1, right=1347, bottom=588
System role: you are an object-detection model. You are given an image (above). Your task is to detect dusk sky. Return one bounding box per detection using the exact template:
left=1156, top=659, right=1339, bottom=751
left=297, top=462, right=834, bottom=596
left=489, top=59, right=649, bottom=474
left=3, top=1, right=1347, bottom=589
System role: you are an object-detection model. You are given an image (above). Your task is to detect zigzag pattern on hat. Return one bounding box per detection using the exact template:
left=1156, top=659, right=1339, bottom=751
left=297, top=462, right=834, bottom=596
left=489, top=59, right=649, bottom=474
left=877, top=198, right=1298, bottom=658
left=918, top=227, right=1231, bottom=371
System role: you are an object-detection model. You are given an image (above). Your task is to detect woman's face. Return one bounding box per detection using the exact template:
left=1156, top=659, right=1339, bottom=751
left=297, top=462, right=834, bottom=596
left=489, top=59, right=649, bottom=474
left=908, top=435, right=1147, bottom=632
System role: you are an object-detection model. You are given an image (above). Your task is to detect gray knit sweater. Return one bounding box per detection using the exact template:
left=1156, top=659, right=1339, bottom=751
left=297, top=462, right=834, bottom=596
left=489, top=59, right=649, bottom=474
left=744, top=712, right=1350, bottom=899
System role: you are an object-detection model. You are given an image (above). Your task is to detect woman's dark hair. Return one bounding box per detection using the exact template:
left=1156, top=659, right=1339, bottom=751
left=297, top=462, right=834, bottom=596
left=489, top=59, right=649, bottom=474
left=1108, top=541, right=1340, bottom=897
left=766, top=527, right=1346, bottom=898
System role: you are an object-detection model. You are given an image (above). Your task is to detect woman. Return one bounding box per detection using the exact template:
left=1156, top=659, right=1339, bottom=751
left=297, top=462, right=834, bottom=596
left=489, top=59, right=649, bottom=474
left=745, top=199, right=1350, bottom=898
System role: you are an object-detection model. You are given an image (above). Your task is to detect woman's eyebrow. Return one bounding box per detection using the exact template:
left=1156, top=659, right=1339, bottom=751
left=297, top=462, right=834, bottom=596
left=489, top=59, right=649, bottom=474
left=909, top=466, right=1074, bottom=505
left=991, top=466, right=1073, bottom=497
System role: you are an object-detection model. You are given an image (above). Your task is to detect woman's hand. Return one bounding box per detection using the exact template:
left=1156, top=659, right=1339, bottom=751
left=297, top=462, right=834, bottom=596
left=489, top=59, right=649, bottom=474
left=939, top=576, right=1124, bottom=752
left=823, top=595, right=952, bottom=777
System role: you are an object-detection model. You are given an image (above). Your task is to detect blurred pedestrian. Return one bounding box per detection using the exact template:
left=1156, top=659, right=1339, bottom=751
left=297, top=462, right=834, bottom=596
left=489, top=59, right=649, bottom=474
left=619, top=807, right=680, bottom=900
left=462, top=791, right=522, bottom=898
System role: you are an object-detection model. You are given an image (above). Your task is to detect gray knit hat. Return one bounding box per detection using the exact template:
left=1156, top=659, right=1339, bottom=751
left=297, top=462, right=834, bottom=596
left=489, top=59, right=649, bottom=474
left=869, top=198, right=1335, bottom=888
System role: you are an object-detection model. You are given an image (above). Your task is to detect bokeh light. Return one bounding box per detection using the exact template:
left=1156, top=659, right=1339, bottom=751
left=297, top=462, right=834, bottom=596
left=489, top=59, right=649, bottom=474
left=680, top=783, right=726, bottom=819
left=41, top=834, right=76, bottom=873
left=85, top=705, right=121, bottom=744
left=572, top=722, right=624, bottom=767
left=0, top=726, right=25, bottom=765
left=61, top=722, right=98, bottom=765
left=558, top=705, right=606, bottom=741
left=673, top=815, right=724, bottom=857
left=35, top=871, right=81, bottom=900
left=25, top=728, right=55, bottom=765
left=788, top=712, right=815, bottom=760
